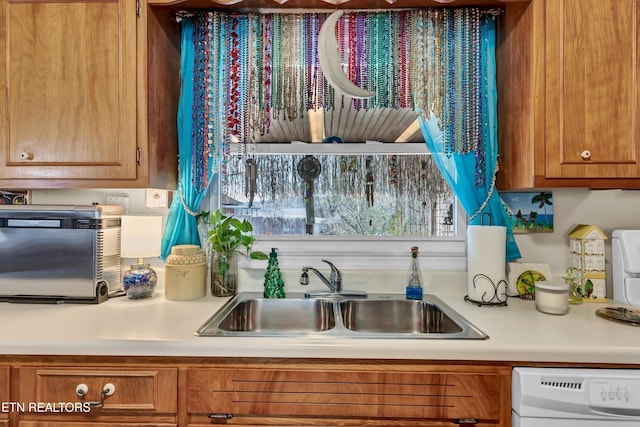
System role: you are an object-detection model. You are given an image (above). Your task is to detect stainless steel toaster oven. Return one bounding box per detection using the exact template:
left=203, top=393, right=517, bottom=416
left=0, top=204, right=124, bottom=303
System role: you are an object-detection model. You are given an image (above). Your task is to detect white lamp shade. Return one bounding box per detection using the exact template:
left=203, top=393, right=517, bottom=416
left=120, top=215, right=163, bottom=259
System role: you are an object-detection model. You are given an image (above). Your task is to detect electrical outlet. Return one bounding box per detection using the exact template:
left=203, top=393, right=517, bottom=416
left=106, top=194, right=130, bottom=213
left=145, top=189, right=170, bottom=209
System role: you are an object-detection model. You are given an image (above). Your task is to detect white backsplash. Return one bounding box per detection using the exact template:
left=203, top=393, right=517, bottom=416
left=512, top=188, right=640, bottom=298
left=29, top=188, right=170, bottom=221
left=28, top=187, right=640, bottom=299
left=239, top=268, right=468, bottom=295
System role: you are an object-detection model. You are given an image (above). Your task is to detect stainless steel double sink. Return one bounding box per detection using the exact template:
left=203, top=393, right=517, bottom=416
left=195, top=292, right=488, bottom=339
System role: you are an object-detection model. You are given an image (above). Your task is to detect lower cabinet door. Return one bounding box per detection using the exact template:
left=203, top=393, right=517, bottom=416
left=16, top=367, right=178, bottom=424
left=187, top=366, right=504, bottom=423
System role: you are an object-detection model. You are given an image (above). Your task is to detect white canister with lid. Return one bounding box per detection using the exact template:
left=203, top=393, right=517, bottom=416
left=165, top=244, right=207, bottom=301
left=534, top=281, right=569, bottom=315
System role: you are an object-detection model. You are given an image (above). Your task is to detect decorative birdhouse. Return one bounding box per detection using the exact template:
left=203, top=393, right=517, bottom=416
left=567, top=224, right=607, bottom=302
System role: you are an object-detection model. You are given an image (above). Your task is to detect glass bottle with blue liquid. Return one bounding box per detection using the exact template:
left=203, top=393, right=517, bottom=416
left=405, top=246, right=423, bottom=300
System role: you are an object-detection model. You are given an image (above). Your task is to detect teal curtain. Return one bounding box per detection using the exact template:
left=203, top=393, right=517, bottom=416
left=420, top=15, right=521, bottom=262
left=160, top=15, right=224, bottom=259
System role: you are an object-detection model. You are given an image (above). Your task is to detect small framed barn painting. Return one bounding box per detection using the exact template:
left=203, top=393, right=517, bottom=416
left=501, top=191, right=553, bottom=234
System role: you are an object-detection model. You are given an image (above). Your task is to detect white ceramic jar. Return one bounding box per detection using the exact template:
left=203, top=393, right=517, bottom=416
left=164, top=245, right=207, bottom=301
left=534, top=281, right=569, bottom=315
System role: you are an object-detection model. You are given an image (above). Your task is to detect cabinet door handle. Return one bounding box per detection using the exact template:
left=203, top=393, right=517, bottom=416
left=453, top=419, right=478, bottom=425
left=581, top=150, right=591, bottom=160
left=208, top=413, right=233, bottom=420
left=19, top=152, right=34, bottom=160
left=75, top=383, right=116, bottom=407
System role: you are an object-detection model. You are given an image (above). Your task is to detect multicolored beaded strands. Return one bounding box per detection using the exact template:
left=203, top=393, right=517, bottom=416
left=186, top=9, right=491, bottom=188
left=190, top=12, right=225, bottom=192
left=410, top=8, right=487, bottom=185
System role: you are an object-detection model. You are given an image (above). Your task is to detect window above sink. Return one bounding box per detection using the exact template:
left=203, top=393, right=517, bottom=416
left=205, top=142, right=466, bottom=271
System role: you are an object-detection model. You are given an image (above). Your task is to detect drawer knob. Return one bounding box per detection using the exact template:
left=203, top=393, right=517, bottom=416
left=103, top=383, right=116, bottom=396
left=581, top=150, right=591, bottom=160
left=19, top=152, right=34, bottom=160
left=75, top=383, right=116, bottom=407
left=75, top=383, right=89, bottom=397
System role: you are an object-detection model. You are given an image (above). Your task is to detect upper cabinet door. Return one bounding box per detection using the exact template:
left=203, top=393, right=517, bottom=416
left=544, top=0, right=640, bottom=179
left=0, top=0, right=138, bottom=180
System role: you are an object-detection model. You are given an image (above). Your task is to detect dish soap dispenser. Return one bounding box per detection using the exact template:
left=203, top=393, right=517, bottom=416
left=405, top=246, right=423, bottom=300
left=264, top=248, right=285, bottom=298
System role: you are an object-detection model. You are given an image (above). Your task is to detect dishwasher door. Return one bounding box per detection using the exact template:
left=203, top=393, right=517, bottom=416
left=513, top=412, right=640, bottom=427
left=512, top=367, right=640, bottom=426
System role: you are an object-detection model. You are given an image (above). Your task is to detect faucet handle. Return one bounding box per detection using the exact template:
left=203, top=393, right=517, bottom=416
left=321, top=259, right=342, bottom=292
left=321, top=259, right=339, bottom=274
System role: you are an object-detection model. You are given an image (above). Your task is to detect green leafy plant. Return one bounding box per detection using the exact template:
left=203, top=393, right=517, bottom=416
left=199, top=209, right=268, bottom=261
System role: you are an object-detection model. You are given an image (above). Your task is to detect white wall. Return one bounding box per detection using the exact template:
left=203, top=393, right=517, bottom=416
left=29, top=188, right=170, bottom=221
left=513, top=188, right=640, bottom=298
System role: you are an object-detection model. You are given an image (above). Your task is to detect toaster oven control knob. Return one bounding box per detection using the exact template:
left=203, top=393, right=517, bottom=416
left=75, top=383, right=89, bottom=397
left=19, top=152, right=34, bottom=160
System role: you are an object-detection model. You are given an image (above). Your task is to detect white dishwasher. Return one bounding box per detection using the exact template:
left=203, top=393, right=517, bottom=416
left=512, top=367, right=640, bottom=426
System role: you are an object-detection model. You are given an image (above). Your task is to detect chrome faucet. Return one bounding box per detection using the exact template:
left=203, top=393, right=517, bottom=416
left=300, top=259, right=367, bottom=298
left=300, top=259, right=342, bottom=293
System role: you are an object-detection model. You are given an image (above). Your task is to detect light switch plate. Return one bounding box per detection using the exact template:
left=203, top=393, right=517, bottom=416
left=145, top=189, right=169, bottom=209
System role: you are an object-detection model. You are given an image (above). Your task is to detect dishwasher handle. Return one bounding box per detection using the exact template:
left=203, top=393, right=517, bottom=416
left=590, top=406, right=640, bottom=418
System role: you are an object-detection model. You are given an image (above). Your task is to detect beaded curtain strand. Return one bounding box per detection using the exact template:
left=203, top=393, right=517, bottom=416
left=187, top=9, right=489, bottom=186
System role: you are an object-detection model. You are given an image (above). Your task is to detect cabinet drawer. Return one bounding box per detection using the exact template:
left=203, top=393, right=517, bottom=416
left=187, top=367, right=501, bottom=420
left=18, top=367, right=178, bottom=414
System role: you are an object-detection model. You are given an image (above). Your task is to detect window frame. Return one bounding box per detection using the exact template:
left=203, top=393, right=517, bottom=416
left=207, top=143, right=467, bottom=271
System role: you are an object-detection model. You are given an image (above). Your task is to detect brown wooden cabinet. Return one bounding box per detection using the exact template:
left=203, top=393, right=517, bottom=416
left=498, top=0, right=640, bottom=189
left=186, top=362, right=511, bottom=426
left=0, top=357, right=512, bottom=427
left=0, top=0, right=177, bottom=189
left=4, top=355, right=640, bottom=427
left=13, top=366, right=178, bottom=426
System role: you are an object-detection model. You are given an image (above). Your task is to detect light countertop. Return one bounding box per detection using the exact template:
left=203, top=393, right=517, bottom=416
left=0, top=269, right=638, bottom=365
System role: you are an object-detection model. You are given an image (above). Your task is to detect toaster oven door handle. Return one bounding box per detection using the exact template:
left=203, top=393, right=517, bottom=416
left=6, top=219, right=61, bottom=228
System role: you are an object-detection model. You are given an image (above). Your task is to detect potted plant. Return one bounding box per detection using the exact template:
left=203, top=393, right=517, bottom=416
left=199, top=210, right=268, bottom=297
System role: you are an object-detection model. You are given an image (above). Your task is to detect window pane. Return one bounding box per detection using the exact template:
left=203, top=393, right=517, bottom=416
left=221, top=153, right=454, bottom=237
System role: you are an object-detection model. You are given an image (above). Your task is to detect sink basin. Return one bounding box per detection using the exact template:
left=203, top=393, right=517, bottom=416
left=195, top=292, right=487, bottom=339
left=339, top=299, right=463, bottom=334
left=196, top=297, right=335, bottom=335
